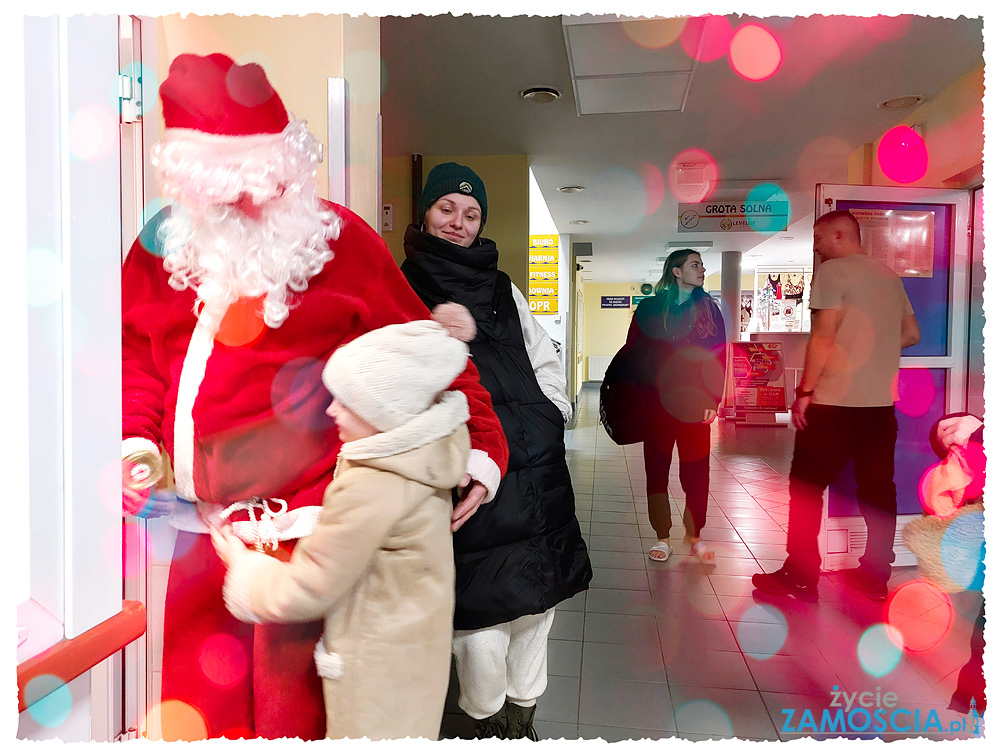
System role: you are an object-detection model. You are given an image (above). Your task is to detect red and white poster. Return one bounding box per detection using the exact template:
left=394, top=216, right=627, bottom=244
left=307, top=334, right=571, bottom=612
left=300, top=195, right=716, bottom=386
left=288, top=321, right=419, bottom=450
left=730, top=342, right=788, bottom=416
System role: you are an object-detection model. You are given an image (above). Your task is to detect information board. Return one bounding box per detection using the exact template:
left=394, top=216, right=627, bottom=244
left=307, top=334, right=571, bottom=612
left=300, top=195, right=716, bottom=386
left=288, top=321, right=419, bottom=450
left=730, top=341, right=788, bottom=417
left=601, top=296, right=630, bottom=308
left=527, top=234, right=559, bottom=314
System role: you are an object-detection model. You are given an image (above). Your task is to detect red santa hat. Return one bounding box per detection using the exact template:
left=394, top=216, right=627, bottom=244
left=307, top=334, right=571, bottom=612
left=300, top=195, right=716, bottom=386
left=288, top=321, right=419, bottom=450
left=151, top=53, right=324, bottom=207
left=159, top=52, right=289, bottom=136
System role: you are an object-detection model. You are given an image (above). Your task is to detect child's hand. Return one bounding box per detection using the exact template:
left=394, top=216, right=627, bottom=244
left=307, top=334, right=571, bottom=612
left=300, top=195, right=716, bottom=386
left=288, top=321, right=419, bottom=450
left=937, top=415, right=983, bottom=450
left=209, top=523, right=245, bottom=566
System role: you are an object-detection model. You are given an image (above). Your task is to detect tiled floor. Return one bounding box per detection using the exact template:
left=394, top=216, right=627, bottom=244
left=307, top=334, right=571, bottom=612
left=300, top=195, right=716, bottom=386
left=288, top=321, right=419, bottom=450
left=439, top=385, right=986, bottom=741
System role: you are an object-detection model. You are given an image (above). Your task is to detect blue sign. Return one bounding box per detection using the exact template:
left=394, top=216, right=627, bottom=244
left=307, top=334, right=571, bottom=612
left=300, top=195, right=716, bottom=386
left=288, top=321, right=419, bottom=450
left=601, top=296, right=630, bottom=309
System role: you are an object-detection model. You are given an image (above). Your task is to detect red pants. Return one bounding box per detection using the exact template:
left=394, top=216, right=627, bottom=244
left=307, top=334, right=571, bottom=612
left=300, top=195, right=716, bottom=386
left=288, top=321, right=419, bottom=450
left=159, top=532, right=326, bottom=740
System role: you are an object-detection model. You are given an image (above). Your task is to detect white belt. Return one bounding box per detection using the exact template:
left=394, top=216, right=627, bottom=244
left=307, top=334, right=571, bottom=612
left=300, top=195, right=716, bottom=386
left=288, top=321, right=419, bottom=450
left=220, top=497, right=289, bottom=553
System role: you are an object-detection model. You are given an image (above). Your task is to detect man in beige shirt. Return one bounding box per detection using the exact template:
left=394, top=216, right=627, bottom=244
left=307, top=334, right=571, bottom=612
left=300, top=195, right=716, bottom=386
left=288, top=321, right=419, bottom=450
left=753, top=210, right=921, bottom=602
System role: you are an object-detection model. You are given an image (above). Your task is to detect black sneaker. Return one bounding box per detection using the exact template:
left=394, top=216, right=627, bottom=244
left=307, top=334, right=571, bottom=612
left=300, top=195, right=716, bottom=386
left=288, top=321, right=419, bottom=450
left=843, top=568, right=888, bottom=602
left=752, top=566, right=818, bottom=602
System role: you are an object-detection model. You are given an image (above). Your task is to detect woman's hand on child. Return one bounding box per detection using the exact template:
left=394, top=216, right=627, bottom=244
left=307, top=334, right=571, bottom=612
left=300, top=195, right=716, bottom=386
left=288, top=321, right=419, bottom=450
left=209, top=523, right=245, bottom=566
left=452, top=474, right=487, bottom=532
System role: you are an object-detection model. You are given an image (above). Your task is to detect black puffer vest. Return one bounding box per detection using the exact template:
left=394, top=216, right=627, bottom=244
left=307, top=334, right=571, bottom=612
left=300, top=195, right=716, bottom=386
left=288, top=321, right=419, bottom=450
left=401, top=225, right=591, bottom=630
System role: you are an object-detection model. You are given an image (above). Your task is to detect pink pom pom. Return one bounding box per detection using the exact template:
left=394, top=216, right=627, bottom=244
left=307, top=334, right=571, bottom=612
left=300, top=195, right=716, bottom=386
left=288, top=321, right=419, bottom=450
left=432, top=302, right=476, bottom=343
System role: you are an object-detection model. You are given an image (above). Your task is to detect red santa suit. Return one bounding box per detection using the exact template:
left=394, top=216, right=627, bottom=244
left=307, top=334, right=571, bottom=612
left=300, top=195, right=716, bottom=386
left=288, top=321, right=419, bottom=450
left=122, top=53, right=507, bottom=740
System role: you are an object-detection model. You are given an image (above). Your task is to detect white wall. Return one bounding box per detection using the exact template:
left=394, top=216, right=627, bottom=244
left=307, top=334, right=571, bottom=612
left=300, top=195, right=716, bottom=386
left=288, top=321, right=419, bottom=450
left=528, top=168, right=570, bottom=377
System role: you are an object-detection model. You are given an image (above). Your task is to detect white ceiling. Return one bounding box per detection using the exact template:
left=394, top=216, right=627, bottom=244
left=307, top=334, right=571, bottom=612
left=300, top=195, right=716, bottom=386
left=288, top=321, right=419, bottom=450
left=380, top=14, right=984, bottom=282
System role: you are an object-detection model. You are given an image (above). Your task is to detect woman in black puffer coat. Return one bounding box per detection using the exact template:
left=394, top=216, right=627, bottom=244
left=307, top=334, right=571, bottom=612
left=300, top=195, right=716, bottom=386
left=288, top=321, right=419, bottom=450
left=400, top=162, right=591, bottom=740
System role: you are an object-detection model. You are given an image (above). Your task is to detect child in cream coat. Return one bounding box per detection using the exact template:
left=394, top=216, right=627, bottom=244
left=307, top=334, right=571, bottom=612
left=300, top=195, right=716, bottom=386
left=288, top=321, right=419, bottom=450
left=211, top=304, right=476, bottom=739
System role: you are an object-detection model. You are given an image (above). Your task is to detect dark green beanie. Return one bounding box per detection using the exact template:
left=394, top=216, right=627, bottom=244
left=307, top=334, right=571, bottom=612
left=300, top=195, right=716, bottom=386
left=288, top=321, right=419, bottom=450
left=418, top=162, right=488, bottom=222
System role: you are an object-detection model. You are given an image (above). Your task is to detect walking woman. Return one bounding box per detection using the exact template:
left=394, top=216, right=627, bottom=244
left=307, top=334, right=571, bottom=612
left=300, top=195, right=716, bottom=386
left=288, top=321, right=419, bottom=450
left=400, top=163, right=591, bottom=739
left=625, top=248, right=727, bottom=564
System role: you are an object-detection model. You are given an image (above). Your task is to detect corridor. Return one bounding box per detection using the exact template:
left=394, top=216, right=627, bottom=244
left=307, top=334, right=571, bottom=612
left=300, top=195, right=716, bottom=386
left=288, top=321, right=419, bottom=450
left=441, top=385, right=984, bottom=741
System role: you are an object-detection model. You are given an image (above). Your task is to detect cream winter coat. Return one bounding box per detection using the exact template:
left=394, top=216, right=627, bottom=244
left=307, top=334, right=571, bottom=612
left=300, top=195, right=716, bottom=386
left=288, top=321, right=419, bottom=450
left=222, top=392, right=470, bottom=740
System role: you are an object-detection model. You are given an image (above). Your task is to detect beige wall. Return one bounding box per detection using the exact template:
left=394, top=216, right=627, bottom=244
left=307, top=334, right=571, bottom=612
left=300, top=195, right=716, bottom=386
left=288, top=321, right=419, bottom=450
left=156, top=14, right=382, bottom=228
left=849, top=63, right=984, bottom=187
left=704, top=273, right=757, bottom=292
left=381, top=154, right=530, bottom=292
left=582, top=283, right=637, bottom=380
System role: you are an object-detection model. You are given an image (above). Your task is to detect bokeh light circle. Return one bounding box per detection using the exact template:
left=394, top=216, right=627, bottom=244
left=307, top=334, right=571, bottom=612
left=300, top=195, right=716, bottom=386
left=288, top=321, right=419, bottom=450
left=142, top=197, right=172, bottom=228
left=639, top=162, right=666, bottom=216
left=215, top=296, right=267, bottom=348
left=271, top=357, right=335, bottom=433
left=344, top=50, right=388, bottom=103
left=69, top=104, right=118, bottom=161
left=24, top=675, right=72, bottom=728
left=893, top=367, right=936, bottom=418
left=729, top=24, right=782, bottom=81
left=745, top=183, right=790, bottom=234
left=877, top=126, right=928, bottom=184
left=680, top=16, right=734, bottom=62
left=26, top=247, right=62, bottom=308
left=674, top=699, right=734, bottom=737
left=668, top=148, right=719, bottom=203
left=199, top=633, right=249, bottom=688
left=940, top=512, right=985, bottom=590
left=738, top=608, right=788, bottom=659
left=623, top=18, right=687, bottom=49
left=144, top=699, right=209, bottom=741
left=886, top=579, right=954, bottom=653
left=857, top=623, right=904, bottom=676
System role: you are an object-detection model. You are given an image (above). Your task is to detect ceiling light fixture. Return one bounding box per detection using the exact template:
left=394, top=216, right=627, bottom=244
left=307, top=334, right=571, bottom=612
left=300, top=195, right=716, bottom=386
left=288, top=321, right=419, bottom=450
left=520, top=86, right=561, bottom=104
left=878, top=95, right=926, bottom=110
left=667, top=240, right=713, bottom=248
left=568, top=219, right=589, bottom=225
left=558, top=185, right=586, bottom=193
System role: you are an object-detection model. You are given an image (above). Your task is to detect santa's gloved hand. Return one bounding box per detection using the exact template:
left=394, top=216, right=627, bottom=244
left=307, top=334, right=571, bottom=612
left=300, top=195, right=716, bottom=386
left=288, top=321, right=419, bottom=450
left=123, top=486, right=177, bottom=518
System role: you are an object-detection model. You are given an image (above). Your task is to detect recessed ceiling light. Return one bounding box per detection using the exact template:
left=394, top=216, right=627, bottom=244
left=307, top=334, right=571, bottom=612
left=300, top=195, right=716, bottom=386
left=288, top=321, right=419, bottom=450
left=878, top=95, right=926, bottom=110
left=520, top=86, right=561, bottom=104
left=568, top=219, right=589, bottom=225
left=558, top=185, right=585, bottom=193
left=779, top=235, right=795, bottom=241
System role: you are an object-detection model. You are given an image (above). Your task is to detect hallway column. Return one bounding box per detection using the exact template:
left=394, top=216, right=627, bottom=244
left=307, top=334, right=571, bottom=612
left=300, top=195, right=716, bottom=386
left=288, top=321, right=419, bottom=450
left=719, top=250, right=741, bottom=418
left=720, top=250, right=742, bottom=342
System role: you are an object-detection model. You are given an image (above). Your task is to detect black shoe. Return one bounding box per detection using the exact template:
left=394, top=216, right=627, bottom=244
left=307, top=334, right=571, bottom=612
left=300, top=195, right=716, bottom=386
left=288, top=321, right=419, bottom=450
left=474, top=709, right=507, bottom=739
left=752, top=566, right=818, bottom=602
left=504, top=701, right=539, bottom=741
left=843, top=567, right=888, bottom=602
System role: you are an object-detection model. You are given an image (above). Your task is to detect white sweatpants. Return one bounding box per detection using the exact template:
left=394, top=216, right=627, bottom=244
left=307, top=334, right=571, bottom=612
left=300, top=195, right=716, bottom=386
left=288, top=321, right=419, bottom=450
left=451, top=609, right=556, bottom=720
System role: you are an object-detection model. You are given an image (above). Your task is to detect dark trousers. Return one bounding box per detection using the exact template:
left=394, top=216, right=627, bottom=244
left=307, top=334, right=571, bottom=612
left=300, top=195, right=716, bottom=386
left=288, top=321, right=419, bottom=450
left=786, top=404, right=898, bottom=585
left=951, top=600, right=987, bottom=713
left=643, top=417, right=711, bottom=540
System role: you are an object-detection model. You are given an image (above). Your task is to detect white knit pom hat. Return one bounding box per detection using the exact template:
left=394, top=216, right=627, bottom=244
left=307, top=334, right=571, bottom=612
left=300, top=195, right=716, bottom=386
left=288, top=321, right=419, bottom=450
left=322, top=303, right=476, bottom=432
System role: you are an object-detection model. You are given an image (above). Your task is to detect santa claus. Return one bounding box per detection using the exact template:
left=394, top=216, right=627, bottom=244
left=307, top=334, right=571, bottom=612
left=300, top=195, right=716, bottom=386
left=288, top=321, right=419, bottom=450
left=121, top=53, right=508, bottom=740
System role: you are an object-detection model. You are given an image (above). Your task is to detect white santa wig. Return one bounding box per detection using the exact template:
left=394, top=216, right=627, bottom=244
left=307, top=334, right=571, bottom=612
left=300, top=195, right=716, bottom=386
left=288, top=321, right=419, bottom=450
left=151, top=118, right=341, bottom=331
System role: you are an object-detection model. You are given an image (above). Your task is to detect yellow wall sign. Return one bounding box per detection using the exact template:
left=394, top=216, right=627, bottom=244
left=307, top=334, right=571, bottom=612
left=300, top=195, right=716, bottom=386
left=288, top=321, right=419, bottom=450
left=528, top=234, right=559, bottom=314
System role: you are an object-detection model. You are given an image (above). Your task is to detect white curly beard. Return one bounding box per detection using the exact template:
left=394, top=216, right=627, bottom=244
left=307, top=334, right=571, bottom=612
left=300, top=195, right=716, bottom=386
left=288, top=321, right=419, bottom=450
left=152, top=119, right=341, bottom=331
